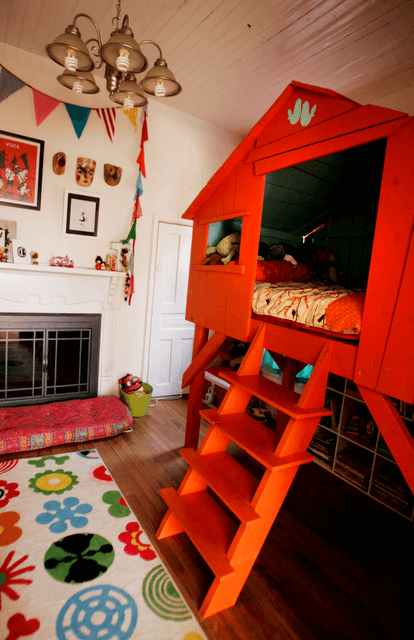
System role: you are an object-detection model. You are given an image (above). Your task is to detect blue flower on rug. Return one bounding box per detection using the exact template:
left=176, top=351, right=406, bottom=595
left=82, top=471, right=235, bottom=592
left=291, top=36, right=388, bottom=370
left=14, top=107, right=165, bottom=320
left=35, top=497, right=93, bottom=534
left=56, top=585, right=137, bottom=640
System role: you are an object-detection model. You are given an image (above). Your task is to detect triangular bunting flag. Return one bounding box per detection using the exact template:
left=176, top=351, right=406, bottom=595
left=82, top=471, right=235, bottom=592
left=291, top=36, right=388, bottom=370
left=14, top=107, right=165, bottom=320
left=122, top=106, right=138, bottom=131
left=97, top=108, right=117, bottom=142
left=32, top=88, right=60, bottom=126
left=136, top=108, right=148, bottom=177
left=0, top=66, right=26, bottom=103
left=65, top=103, right=91, bottom=138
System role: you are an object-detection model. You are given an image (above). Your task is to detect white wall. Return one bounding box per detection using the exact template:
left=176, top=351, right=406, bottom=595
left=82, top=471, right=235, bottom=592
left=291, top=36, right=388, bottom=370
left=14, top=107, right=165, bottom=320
left=0, top=59, right=241, bottom=385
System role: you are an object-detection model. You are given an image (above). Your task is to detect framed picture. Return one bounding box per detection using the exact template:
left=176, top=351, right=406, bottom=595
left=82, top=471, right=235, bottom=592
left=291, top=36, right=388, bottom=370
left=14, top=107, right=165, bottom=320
left=12, top=239, right=31, bottom=264
left=63, top=189, right=100, bottom=239
left=0, top=131, right=44, bottom=210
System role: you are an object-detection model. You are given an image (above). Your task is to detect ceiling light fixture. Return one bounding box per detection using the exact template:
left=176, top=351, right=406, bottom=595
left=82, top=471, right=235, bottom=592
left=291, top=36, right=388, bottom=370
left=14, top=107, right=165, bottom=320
left=45, top=0, right=182, bottom=110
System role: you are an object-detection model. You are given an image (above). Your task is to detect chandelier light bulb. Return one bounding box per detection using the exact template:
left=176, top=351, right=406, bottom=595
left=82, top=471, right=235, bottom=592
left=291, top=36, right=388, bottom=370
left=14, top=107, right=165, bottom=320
left=116, top=47, right=130, bottom=72
left=65, top=49, right=78, bottom=72
left=123, top=93, right=134, bottom=110
left=154, top=79, right=166, bottom=97
left=73, top=79, right=84, bottom=94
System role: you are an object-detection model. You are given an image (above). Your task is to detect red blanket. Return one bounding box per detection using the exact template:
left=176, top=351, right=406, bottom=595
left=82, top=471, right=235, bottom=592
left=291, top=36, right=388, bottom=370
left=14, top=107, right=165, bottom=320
left=0, top=396, right=132, bottom=454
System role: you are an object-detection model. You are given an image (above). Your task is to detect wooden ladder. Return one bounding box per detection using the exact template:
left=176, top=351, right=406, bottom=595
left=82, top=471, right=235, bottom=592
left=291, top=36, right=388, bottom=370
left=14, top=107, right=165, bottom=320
left=156, top=324, right=333, bottom=618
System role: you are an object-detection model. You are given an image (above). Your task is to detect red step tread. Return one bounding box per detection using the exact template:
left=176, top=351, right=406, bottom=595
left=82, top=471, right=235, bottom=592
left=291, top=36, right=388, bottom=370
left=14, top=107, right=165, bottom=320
left=180, top=448, right=260, bottom=523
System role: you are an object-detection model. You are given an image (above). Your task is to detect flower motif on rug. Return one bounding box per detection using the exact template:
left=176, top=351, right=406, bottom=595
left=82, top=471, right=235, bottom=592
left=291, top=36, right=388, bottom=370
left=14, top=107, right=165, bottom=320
left=44, top=532, right=115, bottom=584
left=56, top=585, right=137, bottom=640
left=5, top=613, right=40, bottom=638
left=88, top=464, right=114, bottom=484
left=0, top=480, right=20, bottom=508
left=0, top=551, right=35, bottom=609
left=28, top=455, right=70, bottom=468
left=142, top=565, right=192, bottom=621
left=35, top=497, right=93, bottom=534
left=77, top=450, right=100, bottom=459
left=102, top=490, right=131, bottom=517
left=118, top=522, right=156, bottom=560
left=28, top=470, right=79, bottom=495
left=0, top=511, right=22, bottom=546
left=0, top=460, right=18, bottom=475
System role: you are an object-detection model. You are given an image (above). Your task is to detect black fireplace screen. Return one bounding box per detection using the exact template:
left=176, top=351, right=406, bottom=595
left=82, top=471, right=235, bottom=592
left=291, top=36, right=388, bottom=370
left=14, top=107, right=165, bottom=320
left=0, top=314, right=100, bottom=407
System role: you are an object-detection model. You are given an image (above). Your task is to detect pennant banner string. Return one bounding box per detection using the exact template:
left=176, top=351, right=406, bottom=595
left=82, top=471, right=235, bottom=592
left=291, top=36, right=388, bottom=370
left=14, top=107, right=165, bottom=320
left=123, top=106, right=148, bottom=304
left=0, top=64, right=140, bottom=138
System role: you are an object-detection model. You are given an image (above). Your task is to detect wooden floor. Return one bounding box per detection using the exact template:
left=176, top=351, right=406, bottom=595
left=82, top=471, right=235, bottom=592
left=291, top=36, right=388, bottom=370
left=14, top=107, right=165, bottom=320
left=4, top=396, right=413, bottom=640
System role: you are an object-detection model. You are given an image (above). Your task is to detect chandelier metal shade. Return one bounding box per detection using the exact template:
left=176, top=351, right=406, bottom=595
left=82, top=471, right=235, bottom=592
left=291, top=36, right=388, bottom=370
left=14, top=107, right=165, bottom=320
left=45, top=1, right=182, bottom=109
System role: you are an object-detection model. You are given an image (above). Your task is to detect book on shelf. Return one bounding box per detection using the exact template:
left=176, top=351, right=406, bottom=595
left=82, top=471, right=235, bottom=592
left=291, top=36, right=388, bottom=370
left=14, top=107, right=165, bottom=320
left=335, top=446, right=372, bottom=489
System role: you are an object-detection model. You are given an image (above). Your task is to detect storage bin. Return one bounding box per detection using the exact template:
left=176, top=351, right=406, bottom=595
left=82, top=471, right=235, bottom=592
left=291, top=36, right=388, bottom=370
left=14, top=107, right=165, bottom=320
left=120, top=381, right=153, bottom=417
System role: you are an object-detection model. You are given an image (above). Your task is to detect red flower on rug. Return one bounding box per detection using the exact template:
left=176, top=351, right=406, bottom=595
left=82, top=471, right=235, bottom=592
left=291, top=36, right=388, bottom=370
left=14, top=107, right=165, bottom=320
left=88, top=464, right=113, bottom=484
left=0, top=480, right=20, bottom=508
left=0, top=512, right=22, bottom=547
left=118, top=522, right=156, bottom=560
left=0, top=551, right=35, bottom=610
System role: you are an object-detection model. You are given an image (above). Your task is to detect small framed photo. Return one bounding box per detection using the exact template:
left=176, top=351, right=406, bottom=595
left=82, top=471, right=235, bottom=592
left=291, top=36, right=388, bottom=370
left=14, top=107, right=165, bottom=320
left=0, top=130, right=44, bottom=210
left=63, top=189, right=100, bottom=239
left=12, top=239, right=31, bottom=263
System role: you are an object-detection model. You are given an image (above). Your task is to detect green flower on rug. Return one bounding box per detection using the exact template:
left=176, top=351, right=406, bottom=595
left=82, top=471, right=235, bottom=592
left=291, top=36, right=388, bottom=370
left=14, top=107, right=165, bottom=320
left=102, top=490, right=131, bottom=517
left=142, top=565, right=192, bottom=621
left=44, top=532, right=115, bottom=584
left=28, top=455, right=70, bottom=468
left=28, top=470, right=79, bottom=495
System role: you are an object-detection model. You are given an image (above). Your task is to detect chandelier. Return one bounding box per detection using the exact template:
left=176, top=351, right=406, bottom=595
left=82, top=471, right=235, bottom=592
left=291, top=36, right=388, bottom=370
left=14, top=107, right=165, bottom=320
left=45, top=0, right=182, bottom=109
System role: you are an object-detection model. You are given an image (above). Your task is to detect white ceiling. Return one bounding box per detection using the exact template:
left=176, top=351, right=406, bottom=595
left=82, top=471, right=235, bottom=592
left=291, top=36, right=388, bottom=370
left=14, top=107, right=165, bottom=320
left=1, top=0, right=414, bottom=135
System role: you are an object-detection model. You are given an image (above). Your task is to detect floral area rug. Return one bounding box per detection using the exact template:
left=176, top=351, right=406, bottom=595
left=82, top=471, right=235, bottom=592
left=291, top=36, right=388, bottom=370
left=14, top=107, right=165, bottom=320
left=0, top=450, right=207, bottom=640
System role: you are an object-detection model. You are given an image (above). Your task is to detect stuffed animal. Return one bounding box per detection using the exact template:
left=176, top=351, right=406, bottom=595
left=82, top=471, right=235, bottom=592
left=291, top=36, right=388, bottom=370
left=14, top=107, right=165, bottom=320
left=270, top=243, right=297, bottom=265
left=204, top=231, right=241, bottom=265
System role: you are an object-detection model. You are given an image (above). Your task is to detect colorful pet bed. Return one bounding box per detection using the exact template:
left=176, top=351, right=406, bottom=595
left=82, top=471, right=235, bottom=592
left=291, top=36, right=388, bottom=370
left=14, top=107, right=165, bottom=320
left=0, top=396, right=132, bottom=455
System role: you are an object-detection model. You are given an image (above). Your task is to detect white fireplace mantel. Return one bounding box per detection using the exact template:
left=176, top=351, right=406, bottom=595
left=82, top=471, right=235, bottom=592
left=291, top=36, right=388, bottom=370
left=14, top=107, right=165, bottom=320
left=0, top=263, right=126, bottom=396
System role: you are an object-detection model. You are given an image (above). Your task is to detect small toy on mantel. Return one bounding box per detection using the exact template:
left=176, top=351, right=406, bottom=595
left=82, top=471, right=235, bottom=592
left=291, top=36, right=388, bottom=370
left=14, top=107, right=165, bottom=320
left=49, top=254, right=74, bottom=268
left=95, top=256, right=105, bottom=270
left=30, top=251, right=39, bottom=265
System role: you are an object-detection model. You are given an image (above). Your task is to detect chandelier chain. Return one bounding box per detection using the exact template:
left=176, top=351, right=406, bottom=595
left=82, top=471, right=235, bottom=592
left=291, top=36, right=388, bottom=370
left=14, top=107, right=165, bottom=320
left=113, top=0, right=122, bottom=31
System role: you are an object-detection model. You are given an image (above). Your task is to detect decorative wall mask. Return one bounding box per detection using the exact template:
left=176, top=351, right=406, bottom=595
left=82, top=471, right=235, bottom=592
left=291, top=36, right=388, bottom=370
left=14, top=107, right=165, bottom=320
left=76, top=157, right=96, bottom=187
left=104, top=163, right=122, bottom=186
left=53, top=152, right=66, bottom=175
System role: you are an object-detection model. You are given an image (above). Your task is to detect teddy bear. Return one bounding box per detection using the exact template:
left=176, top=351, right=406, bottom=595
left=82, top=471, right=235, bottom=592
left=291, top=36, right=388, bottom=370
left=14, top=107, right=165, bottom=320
left=203, top=231, right=241, bottom=265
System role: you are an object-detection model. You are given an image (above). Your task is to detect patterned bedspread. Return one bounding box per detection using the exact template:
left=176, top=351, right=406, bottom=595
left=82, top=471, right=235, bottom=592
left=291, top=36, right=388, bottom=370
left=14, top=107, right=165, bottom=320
left=252, top=281, right=365, bottom=334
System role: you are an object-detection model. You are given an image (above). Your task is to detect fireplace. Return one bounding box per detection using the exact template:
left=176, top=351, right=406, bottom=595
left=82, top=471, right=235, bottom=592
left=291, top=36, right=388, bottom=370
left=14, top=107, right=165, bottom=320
left=0, top=313, right=101, bottom=407
left=0, top=263, right=125, bottom=404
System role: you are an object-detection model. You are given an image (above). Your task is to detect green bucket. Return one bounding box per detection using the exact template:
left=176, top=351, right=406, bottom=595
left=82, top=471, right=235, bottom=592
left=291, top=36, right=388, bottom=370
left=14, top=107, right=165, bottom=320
left=120, top=381, right=153, bottom=417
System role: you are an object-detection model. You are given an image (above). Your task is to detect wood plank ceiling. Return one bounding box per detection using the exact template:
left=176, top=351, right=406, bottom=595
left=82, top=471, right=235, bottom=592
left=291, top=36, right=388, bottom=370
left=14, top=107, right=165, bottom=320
left=0, top=0, right=413, bottom=135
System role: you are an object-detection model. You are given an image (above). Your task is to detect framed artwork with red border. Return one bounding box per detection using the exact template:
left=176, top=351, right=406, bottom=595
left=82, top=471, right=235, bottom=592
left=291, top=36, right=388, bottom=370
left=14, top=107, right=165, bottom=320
left=0, top=130, right=44, bottom=210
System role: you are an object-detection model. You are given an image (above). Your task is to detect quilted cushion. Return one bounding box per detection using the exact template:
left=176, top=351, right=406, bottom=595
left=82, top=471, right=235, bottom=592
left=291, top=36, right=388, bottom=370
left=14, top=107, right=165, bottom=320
left=0, top=396, right=132, bottom=455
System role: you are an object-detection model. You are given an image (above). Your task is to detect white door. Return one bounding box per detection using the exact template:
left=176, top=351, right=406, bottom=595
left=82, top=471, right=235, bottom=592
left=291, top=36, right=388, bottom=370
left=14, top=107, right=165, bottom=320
left=147, top=222, right=194, bottom=397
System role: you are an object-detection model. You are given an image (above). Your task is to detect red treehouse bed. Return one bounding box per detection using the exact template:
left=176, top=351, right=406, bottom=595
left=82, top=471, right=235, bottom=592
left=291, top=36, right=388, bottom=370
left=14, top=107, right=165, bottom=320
left=155, top=82, right=414, bottom=618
